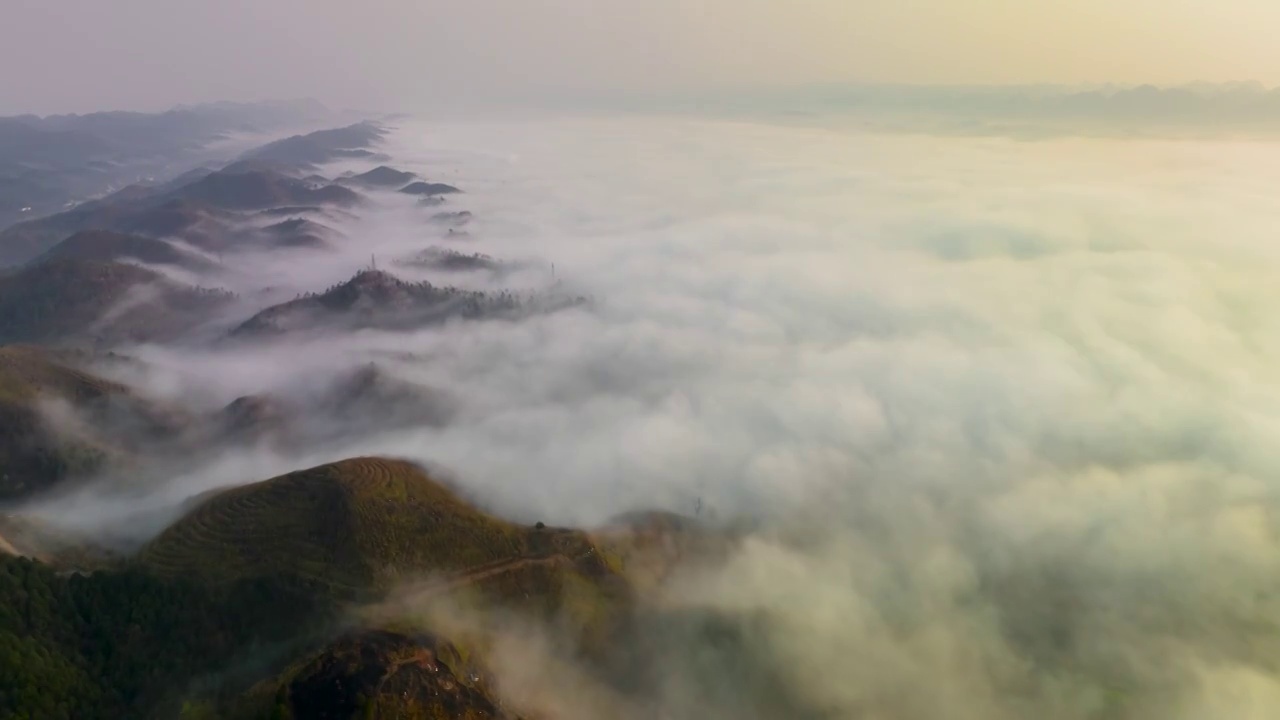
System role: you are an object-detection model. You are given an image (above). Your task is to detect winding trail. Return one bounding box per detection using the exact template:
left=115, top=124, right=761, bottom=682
left=395, top=545, right=601, bottom=600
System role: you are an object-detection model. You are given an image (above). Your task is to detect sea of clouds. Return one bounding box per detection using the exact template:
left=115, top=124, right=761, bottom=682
left=33, top=113, right=1280, bottom=717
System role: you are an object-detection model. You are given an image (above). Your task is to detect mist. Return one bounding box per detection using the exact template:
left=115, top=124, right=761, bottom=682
left=14, top=112, right=1280, bottom=716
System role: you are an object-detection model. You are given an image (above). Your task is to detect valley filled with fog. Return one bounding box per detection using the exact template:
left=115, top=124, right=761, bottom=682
left=4, top=109, right=1279, bottom=718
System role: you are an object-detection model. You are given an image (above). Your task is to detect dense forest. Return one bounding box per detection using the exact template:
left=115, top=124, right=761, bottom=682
left=0, top=555, right=335, bottom=719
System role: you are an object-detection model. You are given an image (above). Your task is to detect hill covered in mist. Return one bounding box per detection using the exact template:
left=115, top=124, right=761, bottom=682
left=5, top=99, right=1280, bottom=720
left=0, top=111, right=630, bottom=719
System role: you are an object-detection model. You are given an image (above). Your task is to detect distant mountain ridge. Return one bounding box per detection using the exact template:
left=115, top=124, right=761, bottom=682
left=0, top=99, right=336, bottom=231
left=238, top=121, right=387, bottom=171
left=0, top=148, right=371, bottom=265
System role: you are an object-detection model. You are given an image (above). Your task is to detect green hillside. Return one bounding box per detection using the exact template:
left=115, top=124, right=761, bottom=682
left=0, top=554, right=334, bottom=720
left=139, top=458, right=528, bottom=591
left=132, top=457, right=641, bottom=716
left=0, top=454, right=737, bottom=719
left=139, top=458, right=624, bottom=601
left=143, top=457, right=638, bottom=658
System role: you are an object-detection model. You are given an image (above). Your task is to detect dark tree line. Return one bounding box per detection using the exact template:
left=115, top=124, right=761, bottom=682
left=0, top=555, right=334, bottom=719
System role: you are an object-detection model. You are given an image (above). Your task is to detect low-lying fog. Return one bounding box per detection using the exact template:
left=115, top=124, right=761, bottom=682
left=37, top=114, right=1280, bottom=717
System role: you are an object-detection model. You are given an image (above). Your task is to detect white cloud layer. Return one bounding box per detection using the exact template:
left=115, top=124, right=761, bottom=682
left=32, top=114, right=1280, bottom=716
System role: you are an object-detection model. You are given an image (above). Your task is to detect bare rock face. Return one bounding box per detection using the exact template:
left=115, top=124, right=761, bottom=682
left=273, top=629, right=524, bottom=720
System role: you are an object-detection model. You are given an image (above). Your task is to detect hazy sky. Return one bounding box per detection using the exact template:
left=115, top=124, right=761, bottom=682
left=2, top=0, right=1278, bottom=114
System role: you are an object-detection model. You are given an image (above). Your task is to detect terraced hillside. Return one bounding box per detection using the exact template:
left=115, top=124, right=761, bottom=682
left=141, top=458, right=567, bottom=591
left=8, top=451, right=735, bottom=718
left=139, top=457, right=639, bottom=665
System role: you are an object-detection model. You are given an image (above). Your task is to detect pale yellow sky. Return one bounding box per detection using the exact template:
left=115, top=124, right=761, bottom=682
left=677, top=0, right=1280, bottom=86
left=1, top=0, right=1276, bottom=113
